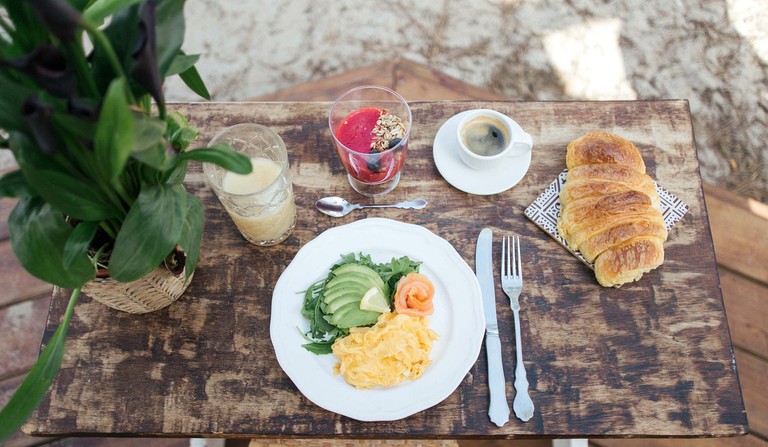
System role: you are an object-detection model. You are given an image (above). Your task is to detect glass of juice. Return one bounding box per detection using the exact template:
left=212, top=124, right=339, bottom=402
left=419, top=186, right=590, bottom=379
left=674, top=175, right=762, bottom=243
left=203, top=123, right=296, bottom=246
left=329, top=85, right=412, bottom=196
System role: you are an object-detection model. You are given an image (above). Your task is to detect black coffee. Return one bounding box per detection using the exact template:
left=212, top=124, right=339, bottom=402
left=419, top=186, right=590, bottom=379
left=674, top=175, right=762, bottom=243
left=460, top=116, right=510, bottom=157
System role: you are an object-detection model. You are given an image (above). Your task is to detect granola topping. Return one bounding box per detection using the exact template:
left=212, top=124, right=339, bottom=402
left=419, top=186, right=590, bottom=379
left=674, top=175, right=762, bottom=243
left=370, top=110, right=406, bottom=152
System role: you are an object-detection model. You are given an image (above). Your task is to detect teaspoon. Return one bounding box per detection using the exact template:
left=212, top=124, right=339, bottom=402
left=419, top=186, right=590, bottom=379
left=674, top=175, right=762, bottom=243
left=315, top=196, right=428, bottom=217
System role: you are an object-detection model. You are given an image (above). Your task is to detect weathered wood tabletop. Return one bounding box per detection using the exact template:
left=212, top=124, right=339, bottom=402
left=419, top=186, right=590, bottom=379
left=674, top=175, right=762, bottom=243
left=25, top=101, right=747, bottom=439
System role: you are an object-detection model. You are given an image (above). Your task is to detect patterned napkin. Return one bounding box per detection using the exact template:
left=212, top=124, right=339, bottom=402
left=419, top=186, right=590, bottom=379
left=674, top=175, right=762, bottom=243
left=524, top=169, right=690, bottom=269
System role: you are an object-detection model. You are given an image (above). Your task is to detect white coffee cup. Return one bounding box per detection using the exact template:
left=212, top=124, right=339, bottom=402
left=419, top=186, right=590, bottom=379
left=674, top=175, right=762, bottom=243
left=456, top=109, right=533, bottom=170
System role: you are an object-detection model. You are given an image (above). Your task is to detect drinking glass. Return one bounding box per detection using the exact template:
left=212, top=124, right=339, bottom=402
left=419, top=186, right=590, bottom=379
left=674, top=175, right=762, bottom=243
left=203, top=123, right=296, bottom=246
left=329, top=85, right=412, bottom=196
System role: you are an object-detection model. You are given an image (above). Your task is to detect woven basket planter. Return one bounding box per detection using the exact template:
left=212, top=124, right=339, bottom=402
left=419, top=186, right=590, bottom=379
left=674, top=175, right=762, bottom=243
left=82, top=266, right=194, bottom=314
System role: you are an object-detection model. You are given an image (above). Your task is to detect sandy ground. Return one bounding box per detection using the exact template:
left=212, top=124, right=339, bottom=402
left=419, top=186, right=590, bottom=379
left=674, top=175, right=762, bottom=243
left=1, top=1, right=765, bottom=201
left=164, top=0, right=768, bottom=202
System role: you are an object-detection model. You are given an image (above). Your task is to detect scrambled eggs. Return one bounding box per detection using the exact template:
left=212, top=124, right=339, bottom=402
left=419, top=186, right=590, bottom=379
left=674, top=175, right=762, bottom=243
left=332, top=312, right=439, bottom=389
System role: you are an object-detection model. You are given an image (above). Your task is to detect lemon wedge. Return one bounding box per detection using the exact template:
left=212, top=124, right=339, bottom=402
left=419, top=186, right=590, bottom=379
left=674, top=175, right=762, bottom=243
left=359, top=287, right=390, bottom=313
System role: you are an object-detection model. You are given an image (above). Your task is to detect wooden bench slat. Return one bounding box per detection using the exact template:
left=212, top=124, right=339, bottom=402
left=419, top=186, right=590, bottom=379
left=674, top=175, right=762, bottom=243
left=251, top=59, right=507, bottom=102
left=0, top=294, right=51, bottom=379
left=43, top=438, right=191, bottom=447
left=721, top=269, right=768, bottom=359
left=704, top=183, right=768, bottom=284
left=251, top=60, right=395, bottom=101
left=391, top=59, right=507, bottom=101
left=247, top=441, right=460, bottom=447
left=593, top=434, right=766, bottom=447
left=736, top=349, right=768, bottom=437
left=0, top=241, right=54, bottom=307
left=0, top=197, right=15, bottom=241
left=459, top=441, right=552, bottom=447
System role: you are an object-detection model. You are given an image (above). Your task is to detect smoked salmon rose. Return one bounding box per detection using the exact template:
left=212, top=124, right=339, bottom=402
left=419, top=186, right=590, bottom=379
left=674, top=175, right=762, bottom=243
left=394, top=272, right=434, bottom=316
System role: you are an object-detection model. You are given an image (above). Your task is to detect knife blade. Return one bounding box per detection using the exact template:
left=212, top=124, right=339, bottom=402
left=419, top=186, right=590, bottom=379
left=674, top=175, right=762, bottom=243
left=476, top=228, right=510, bottom=427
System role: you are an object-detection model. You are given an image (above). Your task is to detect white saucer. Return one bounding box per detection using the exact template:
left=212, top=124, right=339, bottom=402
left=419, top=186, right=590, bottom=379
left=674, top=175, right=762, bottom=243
left=432, top=110, right=532, bottom=195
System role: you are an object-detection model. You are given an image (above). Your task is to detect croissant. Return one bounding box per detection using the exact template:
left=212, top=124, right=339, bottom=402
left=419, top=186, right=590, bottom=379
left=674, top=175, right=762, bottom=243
left=559, top=164, right=660, bottom=209
left=557, top=131, right=667, bottom=287
left=566, top=131, right=646, bottom=174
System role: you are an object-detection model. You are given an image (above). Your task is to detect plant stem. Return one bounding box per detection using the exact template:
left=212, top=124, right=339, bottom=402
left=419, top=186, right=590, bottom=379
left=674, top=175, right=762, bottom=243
left=141, top=94, right=151, bottom=114
left=56, top=136, right=129, bottom=218
left=96, top=177, right=128, bottom=217
left=99, top=221, right=117, bottom=240
left=158, top=100, right=166, bottom=120
left=65, top=39, right=99, bottom=98
left=83, top=22, right=137, bottom=104
left=110, top=177, right=133, bottom=207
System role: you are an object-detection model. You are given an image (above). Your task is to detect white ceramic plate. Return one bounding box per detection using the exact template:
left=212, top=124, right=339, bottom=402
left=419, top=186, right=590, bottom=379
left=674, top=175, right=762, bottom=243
left=433, top=110, right=532, bottom=195
left=270, top=218, right=485, bottom=421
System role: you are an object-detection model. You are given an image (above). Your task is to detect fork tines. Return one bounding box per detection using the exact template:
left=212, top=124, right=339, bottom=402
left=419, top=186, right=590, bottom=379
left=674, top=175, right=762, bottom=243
left=502, top=234, right=522, bottom=282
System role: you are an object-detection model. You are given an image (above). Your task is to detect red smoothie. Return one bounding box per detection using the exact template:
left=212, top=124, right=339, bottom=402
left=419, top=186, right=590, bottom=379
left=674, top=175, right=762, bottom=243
left=334, top=107, right=407, bottom=184
left=335, top=107, right=381, bottom=153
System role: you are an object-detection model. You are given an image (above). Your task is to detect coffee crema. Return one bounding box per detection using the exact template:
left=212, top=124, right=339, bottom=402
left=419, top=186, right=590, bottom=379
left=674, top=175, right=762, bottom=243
left=459, top=116, right=510, bottom=157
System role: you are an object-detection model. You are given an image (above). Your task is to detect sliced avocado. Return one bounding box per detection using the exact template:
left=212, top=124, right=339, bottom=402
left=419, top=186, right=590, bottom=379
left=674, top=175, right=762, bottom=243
left=330, top=302, right=380, bottom=328
left=325, top=292, right=365, bottom=313
left=332, top=264, right=389, bottom=294
left=323, top=284, right=368, bottom=304
left=326, top=271, right=383, bottom=294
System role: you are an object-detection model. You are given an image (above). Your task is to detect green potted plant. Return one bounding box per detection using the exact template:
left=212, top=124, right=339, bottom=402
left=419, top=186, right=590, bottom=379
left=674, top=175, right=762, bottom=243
left=0, top=0, right=251, bottom=439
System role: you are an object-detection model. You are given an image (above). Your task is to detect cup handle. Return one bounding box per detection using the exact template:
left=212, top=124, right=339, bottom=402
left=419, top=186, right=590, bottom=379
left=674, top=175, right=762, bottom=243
left=509, top=130, right=533, bottom=157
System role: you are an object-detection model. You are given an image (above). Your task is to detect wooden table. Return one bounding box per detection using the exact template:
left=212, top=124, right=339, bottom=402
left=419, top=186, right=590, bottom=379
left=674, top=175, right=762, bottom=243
left=25, top=101, right=747, bottom=440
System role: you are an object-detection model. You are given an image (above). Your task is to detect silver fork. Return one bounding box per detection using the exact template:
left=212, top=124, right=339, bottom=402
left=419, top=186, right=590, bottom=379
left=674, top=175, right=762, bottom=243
left=501, top=235, right=535, bottom=422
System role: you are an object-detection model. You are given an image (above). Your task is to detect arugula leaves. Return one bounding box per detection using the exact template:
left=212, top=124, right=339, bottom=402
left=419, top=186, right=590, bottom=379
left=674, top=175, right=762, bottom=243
left=300, top=277, right=348, bottom=354
left=376, top=255, right=423, bottom=294
left=299, top=252, right=421, bottom=355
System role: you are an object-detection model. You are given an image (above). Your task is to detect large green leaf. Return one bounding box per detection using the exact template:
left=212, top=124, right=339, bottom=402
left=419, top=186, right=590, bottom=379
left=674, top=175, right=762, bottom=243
left=177, top=193, right=203, bottom=280
left=130, top=113, right=168, bottom=170
left=10, top=133, right=120, bottom=221
left=164, top=159, right=188, bottom=185
left=22, top=167, right=119, bottom=221
left=9, top=131, right=63, bottom=172
left=0, top=288, right=79, bottom=444
left=155, top=0, right=185, bottom=76
left=9, top=197, right=95, bottom=288
left=0, top=169, right=31, bottom=198
left=95, top=78, right=134, bottom=179
left=166, top=52, right=200, bottom=76
left=83, top=0, right=143, bottom=24
left=131, top=141, right=168, bottom=172
left=179, top=64, right=210, bottom=100
left=180, top=144, right=253, bottom=174
left=63, top=221, right=98, bottom=269
left=109, top=183, right=187, bottom=282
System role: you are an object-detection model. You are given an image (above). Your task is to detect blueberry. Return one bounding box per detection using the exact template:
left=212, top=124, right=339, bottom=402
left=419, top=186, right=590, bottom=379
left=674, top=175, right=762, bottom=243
left=367, top=158, right=382, bottom=172
left=388, top=138, right=402, bottom=149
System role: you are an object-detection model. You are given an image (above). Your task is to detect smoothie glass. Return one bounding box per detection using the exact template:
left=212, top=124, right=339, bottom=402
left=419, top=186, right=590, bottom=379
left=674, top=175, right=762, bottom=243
left=203, top=123, right=296, bottom=246
left=329, top=86, right=412, bottom=196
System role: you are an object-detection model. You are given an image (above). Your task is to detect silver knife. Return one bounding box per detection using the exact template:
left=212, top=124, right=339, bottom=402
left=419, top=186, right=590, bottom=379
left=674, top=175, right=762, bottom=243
left=476, top=228, right=510, bottom=427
